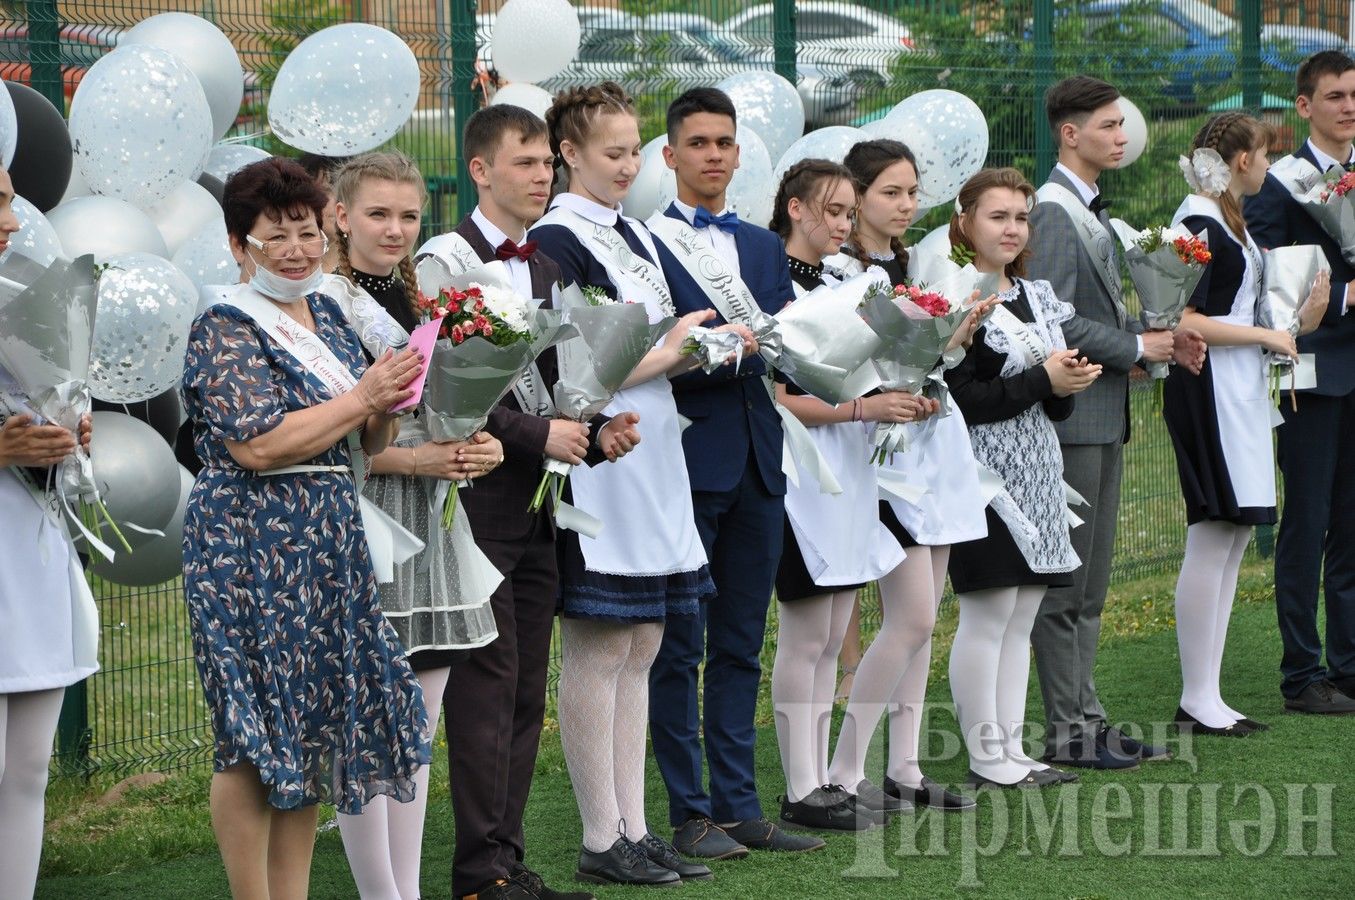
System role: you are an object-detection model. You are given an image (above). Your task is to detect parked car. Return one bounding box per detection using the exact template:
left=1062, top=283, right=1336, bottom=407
left=724, top=1, right=914, bottom=94
left=0, top=23, right=119, bottom=104
left=1079, top=0, right=1352, bottom=104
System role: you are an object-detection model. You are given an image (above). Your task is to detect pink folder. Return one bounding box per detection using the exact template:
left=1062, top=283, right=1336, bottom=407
left=388, top=318, right=441, bottom=414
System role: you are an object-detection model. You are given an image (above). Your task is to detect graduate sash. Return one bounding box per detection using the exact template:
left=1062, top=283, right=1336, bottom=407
left=1036, top=182, right=1126, bottom=322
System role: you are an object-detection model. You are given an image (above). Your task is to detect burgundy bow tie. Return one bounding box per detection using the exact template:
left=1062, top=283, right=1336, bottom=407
left=496, top=238, right=537, bottom=262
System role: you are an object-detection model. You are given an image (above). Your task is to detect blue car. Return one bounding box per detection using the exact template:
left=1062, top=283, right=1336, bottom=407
left=1080, top=0, right=1352, bottom=104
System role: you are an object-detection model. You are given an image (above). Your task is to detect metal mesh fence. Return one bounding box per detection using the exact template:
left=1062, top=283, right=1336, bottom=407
left=9, top=0, right=1317, bottom=774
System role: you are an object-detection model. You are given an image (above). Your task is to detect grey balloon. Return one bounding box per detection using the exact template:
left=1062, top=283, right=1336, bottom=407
left=86, top=411, right=182, bottom=553
left=46, top=196, right=168, bottom=261
left=92, top=463, right=192, bottom=587
left=124, top=13, right=245, bottom=143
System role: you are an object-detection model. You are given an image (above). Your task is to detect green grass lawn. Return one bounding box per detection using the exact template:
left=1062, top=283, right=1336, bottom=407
left=36, top=565, right=1355, bottom=898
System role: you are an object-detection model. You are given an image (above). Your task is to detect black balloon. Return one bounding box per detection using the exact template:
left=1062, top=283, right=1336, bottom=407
left=93, top=387, right=183, bottom=446
left=196, top=171, right=225, bottom=209
left=4, top=81, right=73, bottom=212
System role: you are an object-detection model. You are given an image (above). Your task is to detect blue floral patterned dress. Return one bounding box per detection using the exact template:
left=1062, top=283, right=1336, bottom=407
left=181, top=290, right=430, bottom=814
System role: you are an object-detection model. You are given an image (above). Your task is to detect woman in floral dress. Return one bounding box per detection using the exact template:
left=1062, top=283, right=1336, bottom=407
left=181, top=158, right=429, bottom=899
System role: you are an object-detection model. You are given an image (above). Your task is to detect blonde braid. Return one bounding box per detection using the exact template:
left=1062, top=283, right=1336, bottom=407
left=397, top=254, right=420, bottom=323
left=336, top=229, right=354, bottom=282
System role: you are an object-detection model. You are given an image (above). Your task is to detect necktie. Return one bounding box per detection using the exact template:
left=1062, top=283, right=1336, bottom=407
left=693, top=206, right=741, bottom=234
left=1088, top=194, right=1112, bottom=215
left=495, top=238, right=538, bottom=262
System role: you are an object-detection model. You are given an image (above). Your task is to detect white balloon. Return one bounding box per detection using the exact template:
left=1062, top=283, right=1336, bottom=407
left=773, top=126, right=868, bottom=186
left=90, top=253, right=198, bottom=403
left=627, top=135, right=673, bottom=222
left=47, top=196, right=168, bottom=261
left=172, top=219, right=239, bottom=298
left=0, top=195, right=63, bottom=267
left=1119, top=97, right=1148, bottom=167
left=269, top=24, right=420, bottom=156
left=727, top=127, right=775, bottom=229
left=911, top=224, right=953, bottom=262
left=59, top=164, right=92, bottom=205
left=124, top=12, right=245, bottom=143
left=0, top=83, right=16, bottom=169
left=884, top=90, right=988, bottom=209
left=203, top=143, right=271, bottom=182
left=70, top=44, right=214, bottom=207
left=491, top=0, right=581, bottom=84
left=489, top=83, right=554, bottom=121
left=146, top=180, right=223, bottom=257
left=717, top=71, right=805, bottom=168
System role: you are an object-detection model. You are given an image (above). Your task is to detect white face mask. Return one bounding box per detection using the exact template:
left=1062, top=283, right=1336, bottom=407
left=244, top=248, right=324, bottom=302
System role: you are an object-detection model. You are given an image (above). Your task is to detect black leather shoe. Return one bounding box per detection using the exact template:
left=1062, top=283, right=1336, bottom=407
left=509, top=862, right=598, bottom=899
left=1330, top=674, right=1355, bottom=698
left=1045, top=728, right=1140, bottom=770
left=1236, top=717, right=1269, bottom=731
left=1103, top=726, right=1172, bottom=761
left=883, top=775, right=975, bottom=811
left=1173, top=706, right=1252, bottom=736
left=463, top=879, right=537, bottom=900
left=638, top=832, right=712, bottom=881
left=965, top=767, right=1065, bottom=789
left=1284, top=680, right=1355, bottom=714
left=851, top=778, right=913, bottom=814
left=576, top=837, right=681, bottom=886
left=779, top=786, right=875, bottom=831
left=1041, top=765, right=1080, bottom=784
left=671, top=816, right=749, bottom=860
left=723, top=817, right=827, bottom=851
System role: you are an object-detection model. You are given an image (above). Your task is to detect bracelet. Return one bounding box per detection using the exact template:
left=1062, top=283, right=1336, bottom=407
left=410, top=446, right=418, bottom=476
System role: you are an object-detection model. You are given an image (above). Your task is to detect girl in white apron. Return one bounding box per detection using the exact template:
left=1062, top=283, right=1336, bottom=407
left=944, top=168, right=1101, bottom=788
left=766, top=159, right=915, bottom=831
left=1166, top=113, right=1328, bottom=736
left=826, top=140, right=984, bottom=813
left=327, top=151, right=504, bottom=900
left=529, top=82, right=720, bottom=886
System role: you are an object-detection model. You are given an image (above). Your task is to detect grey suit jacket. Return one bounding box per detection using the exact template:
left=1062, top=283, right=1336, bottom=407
left=1027, top=167, right=1141, bottom=445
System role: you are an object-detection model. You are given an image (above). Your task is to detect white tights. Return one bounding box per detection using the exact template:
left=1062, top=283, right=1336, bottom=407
left=829, top=547, right=949, bottom=790
left=338, top=665, right=451, bottom=900
left=771, top=590, right=857, bottom=803
left=949, top=586, right=1048, bottom=784
left=1175, top=521, right=1252, bottom=728
left=557, top=619, right=664, bottom=853
left=0, top=687, right=66, bottom=899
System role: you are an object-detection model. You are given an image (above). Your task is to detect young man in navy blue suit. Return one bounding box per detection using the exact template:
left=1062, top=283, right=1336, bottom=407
left=645, top=88, right=823, bottom=856
left=1245, top=50, right=1355, bottom=715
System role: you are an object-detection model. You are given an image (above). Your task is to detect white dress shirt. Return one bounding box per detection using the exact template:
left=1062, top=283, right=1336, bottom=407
left=471, top=206, right=535, bottom=301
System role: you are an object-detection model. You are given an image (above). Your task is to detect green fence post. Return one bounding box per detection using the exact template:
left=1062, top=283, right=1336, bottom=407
left=450, top=0, right=477, bottom=221
left=1033, top=0, right=1054, bottom=178
left=28, top=0, right=63, bottom=109
left=1239, top=0, right=1261, bottom=111
left=772, top=0, right=796, bottom=85
left=55, top=679, right=93, bottom=776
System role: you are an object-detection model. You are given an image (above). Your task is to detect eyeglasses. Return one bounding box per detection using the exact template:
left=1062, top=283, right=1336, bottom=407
left=246, top=233, right=329, bottom=259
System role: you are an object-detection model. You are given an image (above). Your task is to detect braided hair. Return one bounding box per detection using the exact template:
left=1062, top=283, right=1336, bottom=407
left=768, top=158, right=855, bottom=243
left=331, top=151, right=427, bottom=324
left=544, top=81, right=636, bottom=187
left=1189, top=112, right=1272, bottom=240
left=842, top=139, right=919, bottom=269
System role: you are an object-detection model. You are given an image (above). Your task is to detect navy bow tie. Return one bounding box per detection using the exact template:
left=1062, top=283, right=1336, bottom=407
left=693, top=206, right=740, bottom=234
left=1088, top=194, right=1112, bottom=215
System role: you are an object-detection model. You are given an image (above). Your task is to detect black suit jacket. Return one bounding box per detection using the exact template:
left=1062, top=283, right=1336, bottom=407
left=449, top=216, right=606, bottom=542
left=1244, top=142, right=1355, bottom=397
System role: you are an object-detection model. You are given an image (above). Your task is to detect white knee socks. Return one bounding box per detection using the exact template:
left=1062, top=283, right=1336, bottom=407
left=772, top=591, right=856, bottom=802
left=339, top=664, right=450, bottom=900
left=558, top=618, right=662, bottom=852
left=1175, top=521, right=1253, bottom=727
left=949, top=586, right=1046, bottom=783
left=0, top=688, right=67, bottom=899
left=828, top=547, right=944, bottom=790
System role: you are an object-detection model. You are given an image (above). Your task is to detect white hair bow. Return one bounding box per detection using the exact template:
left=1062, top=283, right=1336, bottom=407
left=1179, top=148, right=1231, bottom=198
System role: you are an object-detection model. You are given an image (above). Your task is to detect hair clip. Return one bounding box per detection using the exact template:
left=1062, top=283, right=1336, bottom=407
left=953, top=196, right=964, bottom=215
left=1178, top=147, right=1230, bottom=198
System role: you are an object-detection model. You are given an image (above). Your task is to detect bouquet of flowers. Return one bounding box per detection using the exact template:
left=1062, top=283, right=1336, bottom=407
left=760, top=272, right=885, bottom=405
left=530, top=283, right=673, bottom=533
left=1259, top=244, right=1329, bottom=409
left=0, top=252, right=128, bottom=557
left=1109, top=220, right=1212, bottom=379
left=857, top=277, right=981, bottom=463
left=1268, top=155, right=1355, bottom=265
left=415, top=255, right=574, bottom=528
